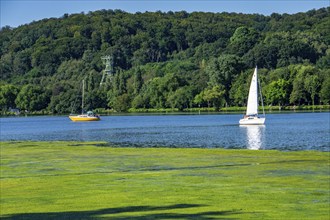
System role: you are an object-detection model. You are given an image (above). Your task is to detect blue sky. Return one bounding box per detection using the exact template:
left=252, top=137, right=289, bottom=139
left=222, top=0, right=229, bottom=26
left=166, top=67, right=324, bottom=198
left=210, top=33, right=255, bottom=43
left=1, top=0, right=329, bottom=28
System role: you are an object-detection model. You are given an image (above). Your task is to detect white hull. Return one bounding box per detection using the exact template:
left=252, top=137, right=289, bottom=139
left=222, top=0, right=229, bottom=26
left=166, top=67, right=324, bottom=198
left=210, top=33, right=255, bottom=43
left=239, top=117, right=265, bottom=125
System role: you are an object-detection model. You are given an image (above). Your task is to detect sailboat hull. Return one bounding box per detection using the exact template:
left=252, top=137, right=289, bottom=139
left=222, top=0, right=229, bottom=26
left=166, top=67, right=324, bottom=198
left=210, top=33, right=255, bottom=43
left=239, top=117, right=265, bottom=125
left=69, top=115, right=100, bottom=122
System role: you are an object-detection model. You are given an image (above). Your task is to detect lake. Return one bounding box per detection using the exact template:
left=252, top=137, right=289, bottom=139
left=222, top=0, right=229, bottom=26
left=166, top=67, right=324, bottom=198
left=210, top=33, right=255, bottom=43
left=1, top=112, right=329, bottom=151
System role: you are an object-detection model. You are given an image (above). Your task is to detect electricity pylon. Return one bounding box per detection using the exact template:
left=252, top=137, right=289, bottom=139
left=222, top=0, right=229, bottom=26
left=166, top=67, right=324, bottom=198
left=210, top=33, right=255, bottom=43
left=100, top=55, right=114, bottom=86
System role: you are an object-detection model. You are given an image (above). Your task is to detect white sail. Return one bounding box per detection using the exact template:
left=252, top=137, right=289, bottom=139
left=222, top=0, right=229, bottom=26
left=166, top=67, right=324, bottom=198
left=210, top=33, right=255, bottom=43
left=246, top=67, right=258, bottom=116
left=239, top=67, right=265, bottom=125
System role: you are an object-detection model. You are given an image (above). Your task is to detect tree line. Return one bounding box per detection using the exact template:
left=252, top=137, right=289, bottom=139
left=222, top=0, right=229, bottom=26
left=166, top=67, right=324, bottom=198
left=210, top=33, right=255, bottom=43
left=0, top=8, right=329, bottom=113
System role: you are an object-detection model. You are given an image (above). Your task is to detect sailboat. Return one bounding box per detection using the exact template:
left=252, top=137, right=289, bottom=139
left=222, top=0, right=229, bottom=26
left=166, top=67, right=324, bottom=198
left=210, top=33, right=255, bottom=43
left=239, top=67, right=265, bottom=125
left=69, top=79, right=100, bottom=122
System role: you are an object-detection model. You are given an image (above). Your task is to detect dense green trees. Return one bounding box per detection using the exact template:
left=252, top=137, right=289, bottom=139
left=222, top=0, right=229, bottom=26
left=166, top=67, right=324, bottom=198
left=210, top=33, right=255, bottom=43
left=264, top=79, right=290, bottom=106
left=0, top=8, right=329, bottom=113
left=319, top=71, right=330, bottom=104
left=228, top=27, right=260, bottom=56
left=0, top=84, right=19, bottom=110
left=15, top=85, right=50, bottom=111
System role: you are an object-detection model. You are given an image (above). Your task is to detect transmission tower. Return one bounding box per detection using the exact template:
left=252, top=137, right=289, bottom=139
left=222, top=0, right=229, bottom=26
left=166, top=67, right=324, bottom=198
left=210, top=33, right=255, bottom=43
left=100, top=55, right=114, bottom=86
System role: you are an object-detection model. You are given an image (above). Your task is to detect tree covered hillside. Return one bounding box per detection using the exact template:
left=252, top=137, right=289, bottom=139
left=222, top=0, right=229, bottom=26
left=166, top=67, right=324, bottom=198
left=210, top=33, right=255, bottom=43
left=0, top=8, right=329, bottom=113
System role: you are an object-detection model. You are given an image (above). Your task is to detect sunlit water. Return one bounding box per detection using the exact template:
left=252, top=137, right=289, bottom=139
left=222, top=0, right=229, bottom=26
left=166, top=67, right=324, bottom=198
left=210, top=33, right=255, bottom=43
left=1, top=112, right=329, bottom=151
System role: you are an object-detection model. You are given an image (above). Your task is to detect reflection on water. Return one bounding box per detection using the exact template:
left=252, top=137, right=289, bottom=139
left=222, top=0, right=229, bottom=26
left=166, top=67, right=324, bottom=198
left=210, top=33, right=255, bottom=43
left=240, top=125, right=265, bottom=150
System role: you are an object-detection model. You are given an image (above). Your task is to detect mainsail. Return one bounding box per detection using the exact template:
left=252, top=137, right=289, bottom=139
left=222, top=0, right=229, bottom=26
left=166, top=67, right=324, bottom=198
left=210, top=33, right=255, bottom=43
left=246, top=67, right=258, bottom=116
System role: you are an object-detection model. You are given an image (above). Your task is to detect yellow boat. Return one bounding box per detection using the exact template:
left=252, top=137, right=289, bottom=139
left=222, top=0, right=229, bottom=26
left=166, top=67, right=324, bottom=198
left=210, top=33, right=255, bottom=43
left=69, top=111, right=100, bottom=122
left=69, top=79, right=101, bottom=122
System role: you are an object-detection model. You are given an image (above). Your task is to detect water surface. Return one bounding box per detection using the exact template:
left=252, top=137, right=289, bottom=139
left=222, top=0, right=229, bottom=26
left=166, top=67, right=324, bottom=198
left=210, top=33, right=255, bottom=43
left=1, top=112, right=329, bottom=151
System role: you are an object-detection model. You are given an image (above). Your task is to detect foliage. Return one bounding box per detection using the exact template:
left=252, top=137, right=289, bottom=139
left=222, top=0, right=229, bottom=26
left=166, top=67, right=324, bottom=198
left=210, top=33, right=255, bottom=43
left=319, top=70, right=330, bottom=104
left=0, top=8, right=329, bottom=113
left=0, top=84, right=19, bottom=110
left=195, top=85, right=226, bottom=110
left=264, top=79, right=290, bottom=106
left=15, top=85, right=50, bottom=111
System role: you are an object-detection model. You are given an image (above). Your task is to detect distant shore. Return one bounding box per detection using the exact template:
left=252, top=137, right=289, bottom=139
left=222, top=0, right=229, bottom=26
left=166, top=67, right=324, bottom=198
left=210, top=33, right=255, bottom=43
left=1, top=105, right=329, bottom=116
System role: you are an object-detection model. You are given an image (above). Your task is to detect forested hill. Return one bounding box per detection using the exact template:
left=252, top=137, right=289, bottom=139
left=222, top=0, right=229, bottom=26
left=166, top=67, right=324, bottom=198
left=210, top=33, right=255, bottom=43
left=0, top=8, right=329, bottom=113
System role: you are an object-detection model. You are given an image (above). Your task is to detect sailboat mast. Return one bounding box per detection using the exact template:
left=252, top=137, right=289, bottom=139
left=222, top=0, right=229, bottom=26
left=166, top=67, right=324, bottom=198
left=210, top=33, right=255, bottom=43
left=82, top=79, right=84, bottom=114
left=258, top=74, right=266, bottom=117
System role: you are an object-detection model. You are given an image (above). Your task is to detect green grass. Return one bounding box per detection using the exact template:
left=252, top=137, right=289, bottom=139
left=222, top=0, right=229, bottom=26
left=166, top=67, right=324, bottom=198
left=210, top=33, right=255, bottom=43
left=1, top=141, right=329, bottom=219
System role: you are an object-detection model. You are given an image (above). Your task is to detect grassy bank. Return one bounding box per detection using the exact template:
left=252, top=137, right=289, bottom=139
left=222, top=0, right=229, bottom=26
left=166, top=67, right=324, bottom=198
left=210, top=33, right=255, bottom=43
left=1, top=142, right=329, bottom=219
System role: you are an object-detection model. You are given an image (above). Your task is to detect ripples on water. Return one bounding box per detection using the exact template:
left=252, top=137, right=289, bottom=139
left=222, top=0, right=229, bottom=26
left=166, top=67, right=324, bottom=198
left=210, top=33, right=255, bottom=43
left=1, top=112, right=329, bottom=151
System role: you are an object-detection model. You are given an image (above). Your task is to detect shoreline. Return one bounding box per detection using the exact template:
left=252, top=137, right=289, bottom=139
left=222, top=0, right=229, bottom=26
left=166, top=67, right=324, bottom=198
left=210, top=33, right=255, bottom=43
left=1, top=105, right=329, bottom=117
